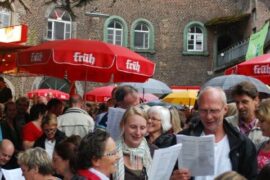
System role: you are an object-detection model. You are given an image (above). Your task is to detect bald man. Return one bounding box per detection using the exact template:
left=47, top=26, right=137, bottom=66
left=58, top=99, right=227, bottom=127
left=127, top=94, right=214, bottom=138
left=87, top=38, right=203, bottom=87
left=0, top=139, right=15, bottom=179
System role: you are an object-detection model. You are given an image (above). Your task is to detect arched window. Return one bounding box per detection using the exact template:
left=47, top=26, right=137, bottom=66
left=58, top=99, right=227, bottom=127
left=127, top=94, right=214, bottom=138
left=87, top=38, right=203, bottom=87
left=104, top=16, right=128, bottom=47
left=134, top=23, right=149, bottom=49
left=47, top=7, right=72, bottom=40
left=0, top=8, right=11, bottom=28
left=187, top=26, right=203, bottom=51
left=131, top=19, right=155, bottom=52
left=108, top=21, right=123, bottom=45
left=39, top=77, right=70, bottom=93
left=183, top=21, right=208, bottom=56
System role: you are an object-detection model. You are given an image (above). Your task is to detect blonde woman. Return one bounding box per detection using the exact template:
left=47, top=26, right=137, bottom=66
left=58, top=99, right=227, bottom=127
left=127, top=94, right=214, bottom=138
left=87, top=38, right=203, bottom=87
left=114, top=106, right=152, bottom=180
left=18, top=147, right=59, bottom=180
left=255, top=98, right=270, bottom=171
left=214, top=171, right=247, bottom=180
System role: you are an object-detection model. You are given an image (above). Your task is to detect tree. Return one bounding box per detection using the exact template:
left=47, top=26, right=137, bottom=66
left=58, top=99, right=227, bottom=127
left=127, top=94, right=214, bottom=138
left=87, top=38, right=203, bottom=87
left=0, top=0, right=117, bottom=18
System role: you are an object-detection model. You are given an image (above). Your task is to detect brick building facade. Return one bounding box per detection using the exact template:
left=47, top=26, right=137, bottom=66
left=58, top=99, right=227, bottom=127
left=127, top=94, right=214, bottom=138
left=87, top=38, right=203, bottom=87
left=1, top=0, right=270, bottom=98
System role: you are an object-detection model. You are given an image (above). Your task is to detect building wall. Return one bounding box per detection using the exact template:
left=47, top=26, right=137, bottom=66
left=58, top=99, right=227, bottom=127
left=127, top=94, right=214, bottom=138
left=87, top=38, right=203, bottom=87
left=3, top=0, right=270, bottom=98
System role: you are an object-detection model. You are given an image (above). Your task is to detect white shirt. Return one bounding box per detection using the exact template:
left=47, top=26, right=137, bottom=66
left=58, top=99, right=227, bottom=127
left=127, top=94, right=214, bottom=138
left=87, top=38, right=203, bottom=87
left=45, top=139, right=56, bottom=159
left=58, top=107, right=95, bottom=137
left=89, top=168, right=109, bottom=180
left=195, top=135, right=232, bottom=180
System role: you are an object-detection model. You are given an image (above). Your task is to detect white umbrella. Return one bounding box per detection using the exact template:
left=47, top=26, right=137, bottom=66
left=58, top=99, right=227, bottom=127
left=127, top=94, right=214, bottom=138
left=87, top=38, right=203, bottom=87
left=201, top=74, right=270, bottom=102
left=120, top=78, right=172, bottom=94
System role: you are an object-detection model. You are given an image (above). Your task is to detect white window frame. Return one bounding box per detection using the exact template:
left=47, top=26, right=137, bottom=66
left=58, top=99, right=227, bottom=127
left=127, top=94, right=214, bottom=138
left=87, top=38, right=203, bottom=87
left=107, top=21, right=123, bottom=46
left=187, top=26, right=203, bottom=52
left=0, top=9, right=11, bottom=28
left=47, top=8, right=71, bottom=40
left=134, top=23, right=149, bottom=49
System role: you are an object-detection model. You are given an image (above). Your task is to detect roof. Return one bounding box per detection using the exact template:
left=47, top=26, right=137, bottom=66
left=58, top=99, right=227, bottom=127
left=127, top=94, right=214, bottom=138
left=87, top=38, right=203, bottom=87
left=205, top=13, right=250, bottom=26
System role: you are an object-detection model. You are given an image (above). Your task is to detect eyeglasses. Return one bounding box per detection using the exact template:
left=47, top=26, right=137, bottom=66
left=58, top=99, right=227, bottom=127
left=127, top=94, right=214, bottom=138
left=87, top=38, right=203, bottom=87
left=148, top=117, right=161, bottom=121
left=103, top=149, right=119, bottom=157
left=198, top=107, right=223, bottom=116
left=43, top=128, right=57, bottom=134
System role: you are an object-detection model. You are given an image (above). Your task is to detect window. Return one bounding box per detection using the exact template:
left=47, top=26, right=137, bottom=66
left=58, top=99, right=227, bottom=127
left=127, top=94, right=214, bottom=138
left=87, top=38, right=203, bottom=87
left=47, top=8, right=71, bottom=40
left=0, top=9, right=11, bottom=28
left=107, top=21, right=123, bottom=45
left=187, top=26, right=203, bottom=51
left=104, top=16, right=128, bottom=47
left=134, top=23, right=149, bottom=49
left=183, top=21, right=208, bottom=56
left=131, top=19, right=155, bottom=52
left=39, top=77, right=70, bottom=93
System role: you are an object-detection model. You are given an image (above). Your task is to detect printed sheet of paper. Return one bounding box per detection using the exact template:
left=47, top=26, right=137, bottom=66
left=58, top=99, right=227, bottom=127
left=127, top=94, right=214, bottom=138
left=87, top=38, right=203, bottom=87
left=148, top=144, right=182, bottom=180
left=2, top=168, right=25, bottom=180
left=106, top=107, right=125, bottom=141
left=176, top=134, right=215, bottom=176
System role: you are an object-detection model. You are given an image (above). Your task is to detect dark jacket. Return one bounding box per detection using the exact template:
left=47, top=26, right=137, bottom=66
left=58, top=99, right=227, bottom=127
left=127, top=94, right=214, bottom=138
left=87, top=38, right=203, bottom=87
left=125, top=166, right=147, bottom=180
left=34, top=129, right=66, bottom=148
left=146, top=132, right=176, bottom=149
left=179, top=120, right=257, bottom=180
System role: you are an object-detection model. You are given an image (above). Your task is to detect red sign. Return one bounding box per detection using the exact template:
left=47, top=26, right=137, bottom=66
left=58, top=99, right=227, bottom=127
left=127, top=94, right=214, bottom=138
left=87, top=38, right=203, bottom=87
left=0, top=24, right=28, bottom=43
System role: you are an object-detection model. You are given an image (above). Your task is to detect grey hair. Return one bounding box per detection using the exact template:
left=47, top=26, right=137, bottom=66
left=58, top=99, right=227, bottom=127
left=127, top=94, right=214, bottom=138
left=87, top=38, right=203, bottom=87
left=147, top=106, right=172, bottom=133
left=198, top=86, right=227, bottom=105
left=18, top=147, right=54, bottom=175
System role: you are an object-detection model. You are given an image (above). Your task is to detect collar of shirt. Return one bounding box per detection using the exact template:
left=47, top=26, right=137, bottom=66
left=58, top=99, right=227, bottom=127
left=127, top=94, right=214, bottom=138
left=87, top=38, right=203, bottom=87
left=239, top=118, right=257, bottom=135
left=89, top=168, right=109, bottom=180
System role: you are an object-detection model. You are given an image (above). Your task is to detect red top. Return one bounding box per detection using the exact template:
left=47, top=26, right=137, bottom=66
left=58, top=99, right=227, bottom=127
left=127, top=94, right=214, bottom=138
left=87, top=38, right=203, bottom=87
left=22, top=121, right=43, bottom=141
left=257, top=149, right=270, bottom=171
left=77, top=169, right=100, bottom=180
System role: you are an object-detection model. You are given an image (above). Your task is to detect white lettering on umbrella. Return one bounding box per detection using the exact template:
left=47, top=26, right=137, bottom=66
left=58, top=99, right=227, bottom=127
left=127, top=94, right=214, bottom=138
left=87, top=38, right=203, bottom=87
left=254, top=65, right=270, bottom=74
left=73, top=52, right=95, bottom=65
left=31, top=52, right=43, bottom=62
left=126, top=59, right=140, bottom=72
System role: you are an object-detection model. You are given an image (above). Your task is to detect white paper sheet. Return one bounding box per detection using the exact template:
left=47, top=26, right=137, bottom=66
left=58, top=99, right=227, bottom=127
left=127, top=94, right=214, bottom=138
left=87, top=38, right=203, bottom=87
left=148, top=144, right=182, bottom=180
left=106, top=107, right=126, bottom=141
left=176, top=134, right=215, bottom=176
left=2, top=168, right=25, bottom=180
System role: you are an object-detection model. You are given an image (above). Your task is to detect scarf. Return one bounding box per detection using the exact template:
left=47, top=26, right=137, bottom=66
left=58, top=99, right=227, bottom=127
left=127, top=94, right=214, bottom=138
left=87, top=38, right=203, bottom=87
left=113, top=137, right=152, bottom=180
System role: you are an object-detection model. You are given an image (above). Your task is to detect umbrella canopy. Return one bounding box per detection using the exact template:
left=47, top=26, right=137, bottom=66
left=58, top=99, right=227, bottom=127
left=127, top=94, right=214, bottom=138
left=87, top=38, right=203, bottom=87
left=27, top=89, right=70, bottom=100
left=120, top=78, right=172, bottom=94
left=139, top=93, right=159, bottom=102
left=201, top=74, right=270, bottom=102
left=162, top=90, right=199, bottom=106
left=224, top=53, right=270, bottom=84
left=84, top=85, right=115, bottom=102
left=17, top=39, right=155, bottom=82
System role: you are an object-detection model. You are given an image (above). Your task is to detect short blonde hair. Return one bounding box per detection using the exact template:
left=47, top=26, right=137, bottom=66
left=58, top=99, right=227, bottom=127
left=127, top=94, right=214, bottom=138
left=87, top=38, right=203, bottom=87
left=120, top=106, right=147, bottom=129
left=214, top=171, right=247, bottom=180
left=256, top=98, right=270, bottom=123
left=18, top=147, right=54, bottom=175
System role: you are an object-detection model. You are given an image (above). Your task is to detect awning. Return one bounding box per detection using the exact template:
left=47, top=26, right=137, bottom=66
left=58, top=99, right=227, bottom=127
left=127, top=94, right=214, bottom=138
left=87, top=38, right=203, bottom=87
left=0, top=42, right=30, bottom=74
left=205, top=13, right=250, bottom=27
left=0, top=42, right=30, bottom=52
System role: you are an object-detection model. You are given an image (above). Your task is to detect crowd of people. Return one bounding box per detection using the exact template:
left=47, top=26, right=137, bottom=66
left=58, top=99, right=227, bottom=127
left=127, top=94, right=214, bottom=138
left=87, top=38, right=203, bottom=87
left=1, top=76, right=270, bottom=180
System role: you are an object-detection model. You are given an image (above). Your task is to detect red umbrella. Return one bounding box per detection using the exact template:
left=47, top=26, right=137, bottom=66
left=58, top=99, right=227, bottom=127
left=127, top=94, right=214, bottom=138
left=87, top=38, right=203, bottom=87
left=0, top=42, right=30, bottom=74
left=17, top=39, right=155, bottom=82
left=27, top=89, right=70, bottom=100
left=225, top=53, right=270, bottom=84
left=84, top=85, right=115, bottom=102
left=0, top=42, right=31, bottom=51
